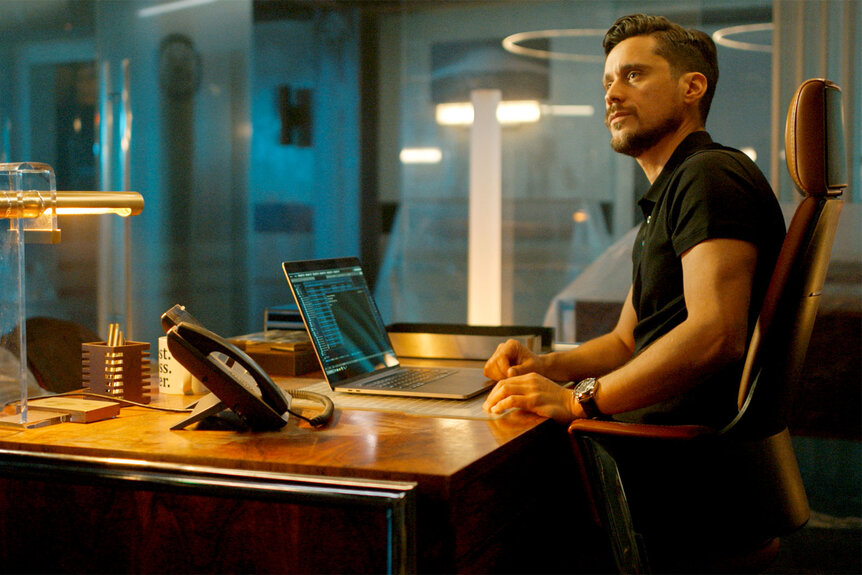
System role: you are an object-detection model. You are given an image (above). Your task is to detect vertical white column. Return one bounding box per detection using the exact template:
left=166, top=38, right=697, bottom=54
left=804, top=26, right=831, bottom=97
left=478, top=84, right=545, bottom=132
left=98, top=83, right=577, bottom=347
left=468, top=89, right=502, bottom=326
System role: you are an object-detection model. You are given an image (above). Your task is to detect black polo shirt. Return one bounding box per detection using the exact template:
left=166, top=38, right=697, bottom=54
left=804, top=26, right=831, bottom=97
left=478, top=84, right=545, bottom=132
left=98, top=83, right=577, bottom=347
left=622, top=131, right=785, bottom=427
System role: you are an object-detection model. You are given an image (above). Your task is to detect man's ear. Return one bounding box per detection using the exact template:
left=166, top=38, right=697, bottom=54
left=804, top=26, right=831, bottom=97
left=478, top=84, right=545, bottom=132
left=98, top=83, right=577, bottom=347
left=680, top=72, right=708, bottom=105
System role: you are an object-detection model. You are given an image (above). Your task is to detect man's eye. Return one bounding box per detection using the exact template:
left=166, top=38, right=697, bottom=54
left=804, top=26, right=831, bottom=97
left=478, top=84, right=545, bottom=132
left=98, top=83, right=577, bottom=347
left=627, top=71, right=640, bottom=81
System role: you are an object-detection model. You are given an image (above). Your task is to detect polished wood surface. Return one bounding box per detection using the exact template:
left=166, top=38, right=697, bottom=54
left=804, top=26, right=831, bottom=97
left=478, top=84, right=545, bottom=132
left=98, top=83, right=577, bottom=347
left=0, top=378, right=590, bottom=573
left=1, top=384, right=546, bottom=491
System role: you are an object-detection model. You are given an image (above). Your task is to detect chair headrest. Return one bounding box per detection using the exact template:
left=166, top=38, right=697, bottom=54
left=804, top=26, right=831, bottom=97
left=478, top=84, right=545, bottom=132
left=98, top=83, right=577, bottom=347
left=785, top=78, right=847, bottom=197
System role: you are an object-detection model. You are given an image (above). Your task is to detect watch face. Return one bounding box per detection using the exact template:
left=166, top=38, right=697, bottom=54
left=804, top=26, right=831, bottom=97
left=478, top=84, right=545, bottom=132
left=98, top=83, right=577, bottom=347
left=575, top=377, right=597, bottom=399
left=574, top=378, right=601, bottom=418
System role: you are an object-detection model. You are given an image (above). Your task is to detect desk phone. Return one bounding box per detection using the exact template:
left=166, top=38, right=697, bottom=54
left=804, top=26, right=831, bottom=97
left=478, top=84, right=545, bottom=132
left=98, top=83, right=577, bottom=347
left=161, top=304, right=332, bottom=430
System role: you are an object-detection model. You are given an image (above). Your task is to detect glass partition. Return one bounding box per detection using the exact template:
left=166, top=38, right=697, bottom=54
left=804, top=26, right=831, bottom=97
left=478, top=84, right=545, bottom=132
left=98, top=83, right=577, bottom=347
left=375, top=0, right=859, bottom=343
left=0, top=0, right=857, bottom=350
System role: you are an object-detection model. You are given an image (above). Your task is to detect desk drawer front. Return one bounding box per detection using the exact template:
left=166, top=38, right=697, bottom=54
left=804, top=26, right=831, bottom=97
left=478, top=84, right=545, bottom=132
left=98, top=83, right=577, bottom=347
left=0, top=449, right=417, bottom=574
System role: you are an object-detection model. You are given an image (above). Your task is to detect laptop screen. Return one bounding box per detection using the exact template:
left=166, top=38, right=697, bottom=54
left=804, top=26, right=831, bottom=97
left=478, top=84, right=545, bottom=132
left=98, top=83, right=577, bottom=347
left=283, top=258, right=399, bottom=384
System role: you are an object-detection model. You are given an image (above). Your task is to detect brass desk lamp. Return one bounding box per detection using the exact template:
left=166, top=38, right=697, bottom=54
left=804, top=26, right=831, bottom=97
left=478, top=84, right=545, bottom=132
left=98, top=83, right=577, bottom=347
left=0, top=162, right=143, bottom=426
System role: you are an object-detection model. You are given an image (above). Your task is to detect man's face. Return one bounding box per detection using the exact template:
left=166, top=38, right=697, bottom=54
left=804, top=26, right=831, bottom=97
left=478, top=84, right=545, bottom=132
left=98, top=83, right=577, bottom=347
left=603, top=34, right=684, bottom=157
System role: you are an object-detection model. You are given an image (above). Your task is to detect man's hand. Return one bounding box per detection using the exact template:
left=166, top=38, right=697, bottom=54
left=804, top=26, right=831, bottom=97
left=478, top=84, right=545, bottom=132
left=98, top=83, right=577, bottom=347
left=483, top=339, right=542, bottom=381
left=482, top=373, right=578, bottom=424
left=482, top=339, right=580, bottom=423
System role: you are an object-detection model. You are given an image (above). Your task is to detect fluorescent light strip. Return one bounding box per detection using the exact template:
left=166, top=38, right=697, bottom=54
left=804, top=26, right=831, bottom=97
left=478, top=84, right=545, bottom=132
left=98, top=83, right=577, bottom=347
left=436, top=100, right=541, bottom=126
left=436, top=102, right=474, bottom=126
left=542, top=104, right=595, bottom=117
left=400, top=148, right=443, bottom=164
left=496, top=101, right=541, bottom=124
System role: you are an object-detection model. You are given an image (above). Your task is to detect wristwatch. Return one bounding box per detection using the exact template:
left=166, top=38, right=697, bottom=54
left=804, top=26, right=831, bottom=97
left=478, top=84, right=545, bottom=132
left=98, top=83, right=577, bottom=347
left=573, top=377, right=603, bottom=419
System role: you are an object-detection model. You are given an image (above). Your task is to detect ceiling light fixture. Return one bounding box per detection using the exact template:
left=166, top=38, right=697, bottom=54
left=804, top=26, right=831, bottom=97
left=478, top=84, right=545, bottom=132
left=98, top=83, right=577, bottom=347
left=740, top=147, right=758, bottom=162
left=502, top=29, right=606, bottom=62
left=137, top=0, right=220, bottom=18
left=712, top=23, right=773, bottom=53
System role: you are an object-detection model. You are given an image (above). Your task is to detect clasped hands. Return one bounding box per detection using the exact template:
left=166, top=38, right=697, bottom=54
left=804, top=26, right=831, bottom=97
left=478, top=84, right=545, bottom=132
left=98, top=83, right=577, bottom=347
left=482, top=339, right=579, bottom=424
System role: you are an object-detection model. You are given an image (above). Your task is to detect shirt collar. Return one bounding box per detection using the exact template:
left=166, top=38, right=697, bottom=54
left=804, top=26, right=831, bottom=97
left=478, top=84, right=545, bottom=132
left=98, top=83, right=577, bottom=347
left=639, top=131, right=714, bottom=212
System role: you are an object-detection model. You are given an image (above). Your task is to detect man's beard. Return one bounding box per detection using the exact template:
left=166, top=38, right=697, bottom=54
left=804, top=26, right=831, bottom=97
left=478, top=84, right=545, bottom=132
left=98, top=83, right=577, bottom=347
left=608, top=112, right=683, bottom=158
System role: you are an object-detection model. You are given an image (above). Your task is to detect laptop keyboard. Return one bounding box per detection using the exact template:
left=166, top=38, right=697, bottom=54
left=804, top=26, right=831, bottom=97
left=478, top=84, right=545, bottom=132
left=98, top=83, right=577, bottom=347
left=365, top=367, right=456, bottom=390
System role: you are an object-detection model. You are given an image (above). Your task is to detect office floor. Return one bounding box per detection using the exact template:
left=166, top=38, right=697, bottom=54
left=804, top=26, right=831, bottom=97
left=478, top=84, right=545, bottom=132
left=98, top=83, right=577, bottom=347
left=765, top=513, right=861, bottom=574
left=764, top=436, right=862, bottom=574
left=770, top=288, right=861, bottom=575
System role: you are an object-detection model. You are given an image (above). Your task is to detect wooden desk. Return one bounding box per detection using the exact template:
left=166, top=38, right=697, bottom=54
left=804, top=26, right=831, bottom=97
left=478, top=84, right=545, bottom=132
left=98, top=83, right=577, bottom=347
left=0, top=381, right=595, bottom=573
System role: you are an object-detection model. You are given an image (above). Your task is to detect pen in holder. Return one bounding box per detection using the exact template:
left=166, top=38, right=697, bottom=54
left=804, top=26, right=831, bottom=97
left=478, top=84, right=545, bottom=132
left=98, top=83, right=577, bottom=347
left=82, top=324, right=151, bottom=403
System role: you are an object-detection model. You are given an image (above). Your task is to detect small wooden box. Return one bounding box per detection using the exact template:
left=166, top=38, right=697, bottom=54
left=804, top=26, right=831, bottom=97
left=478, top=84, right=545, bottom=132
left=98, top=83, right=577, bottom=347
left=239, top=344, right=319, bottom=377
left=229, top=331, right=319, bottom=377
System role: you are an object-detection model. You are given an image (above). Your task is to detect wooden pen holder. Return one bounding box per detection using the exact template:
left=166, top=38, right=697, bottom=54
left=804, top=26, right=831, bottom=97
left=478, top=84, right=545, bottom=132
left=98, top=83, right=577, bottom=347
left=82, top=341, right=152, bottom=404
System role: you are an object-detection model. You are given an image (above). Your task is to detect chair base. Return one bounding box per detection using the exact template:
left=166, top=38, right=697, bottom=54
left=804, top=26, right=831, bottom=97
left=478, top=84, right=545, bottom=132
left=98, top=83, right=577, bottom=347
left=648, top=536, right=780, bottom=574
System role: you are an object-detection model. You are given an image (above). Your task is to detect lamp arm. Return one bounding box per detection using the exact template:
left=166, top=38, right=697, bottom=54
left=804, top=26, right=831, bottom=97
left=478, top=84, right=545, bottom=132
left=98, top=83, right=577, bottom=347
left=0, top=190, right=143, bottom=218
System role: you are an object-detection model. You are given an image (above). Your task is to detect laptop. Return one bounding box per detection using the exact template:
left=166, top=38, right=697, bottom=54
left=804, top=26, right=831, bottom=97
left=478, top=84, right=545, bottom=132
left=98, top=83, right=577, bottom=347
left=282, top=257, right=495, bottom=399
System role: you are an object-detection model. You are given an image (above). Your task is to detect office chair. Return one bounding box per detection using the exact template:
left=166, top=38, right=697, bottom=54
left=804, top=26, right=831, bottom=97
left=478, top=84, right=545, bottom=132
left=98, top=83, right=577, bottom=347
left=4, top=317, right=100, bottom=394
left=568, top=78, right=847, bottom=574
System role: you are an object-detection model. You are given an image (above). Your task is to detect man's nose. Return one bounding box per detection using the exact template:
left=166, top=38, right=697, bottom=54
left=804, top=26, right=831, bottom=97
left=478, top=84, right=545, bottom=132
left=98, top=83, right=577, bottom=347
left=605, top=79, right=623, bottom=104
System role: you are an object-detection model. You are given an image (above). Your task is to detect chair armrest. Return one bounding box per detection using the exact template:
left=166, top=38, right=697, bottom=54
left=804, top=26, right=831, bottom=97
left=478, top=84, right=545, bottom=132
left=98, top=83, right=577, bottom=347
left=568, top=418, right=715, bottom=440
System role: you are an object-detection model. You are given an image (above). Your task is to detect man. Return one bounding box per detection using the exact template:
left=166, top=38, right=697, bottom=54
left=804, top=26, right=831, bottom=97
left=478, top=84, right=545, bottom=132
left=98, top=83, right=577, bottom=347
left=483, top=14, right=785, bottom=429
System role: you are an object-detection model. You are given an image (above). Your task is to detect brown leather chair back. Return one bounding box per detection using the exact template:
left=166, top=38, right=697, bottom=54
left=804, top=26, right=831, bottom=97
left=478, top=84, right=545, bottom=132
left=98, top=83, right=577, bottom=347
left=786, top=79, right=848, bottom=196
left=730, top=79, right=846, bottom=438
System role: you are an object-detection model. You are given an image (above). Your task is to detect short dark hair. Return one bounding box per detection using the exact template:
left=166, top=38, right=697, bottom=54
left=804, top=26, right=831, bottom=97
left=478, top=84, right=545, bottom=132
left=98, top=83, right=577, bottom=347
left=603, top=14, right=719, bottom=123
